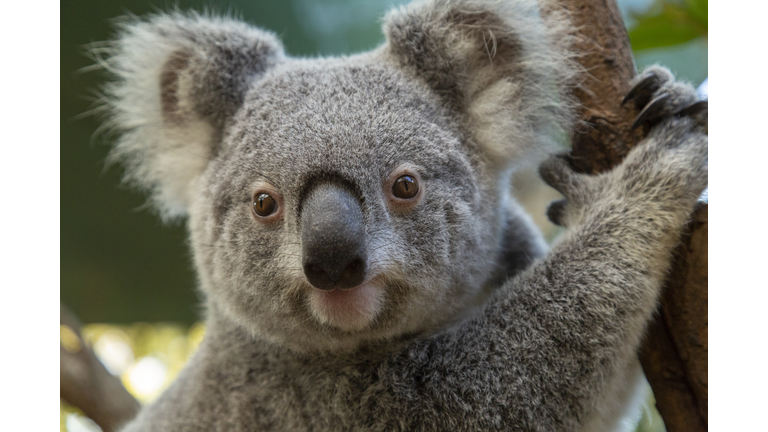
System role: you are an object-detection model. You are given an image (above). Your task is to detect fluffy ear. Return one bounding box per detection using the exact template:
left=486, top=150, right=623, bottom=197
left=100, top=13, right=285, bottom=221
left=383, top=0, right=579, bottom=168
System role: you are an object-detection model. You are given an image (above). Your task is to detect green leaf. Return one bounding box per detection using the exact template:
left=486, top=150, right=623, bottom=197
left=685, top=0, right=708, bottom=27
left=628, top=3, right=706, bottom=51
left=629, top=13, right=700, bottom=50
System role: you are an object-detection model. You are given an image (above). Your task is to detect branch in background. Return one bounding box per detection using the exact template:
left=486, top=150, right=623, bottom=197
left=554, top=0, right=708, bottom=430
left=60, top=304, right=140, bottom=432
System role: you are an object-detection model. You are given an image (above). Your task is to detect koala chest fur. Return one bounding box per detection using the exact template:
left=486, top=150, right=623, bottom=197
left=101, top=0, right=707, bottom=431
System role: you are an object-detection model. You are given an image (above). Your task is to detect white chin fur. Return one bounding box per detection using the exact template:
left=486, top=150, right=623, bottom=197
left=308, top=281, right=384, bottom=332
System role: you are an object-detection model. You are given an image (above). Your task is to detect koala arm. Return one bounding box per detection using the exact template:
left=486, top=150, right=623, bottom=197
left=374, top=70, right=708, bottom=431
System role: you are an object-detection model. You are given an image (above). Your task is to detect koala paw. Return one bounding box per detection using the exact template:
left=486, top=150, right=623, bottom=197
left=542, top=66, right=708, bottom=228
left=539, top=153, right=595, bottom=228
left=619, top=67, right=708, bottom=208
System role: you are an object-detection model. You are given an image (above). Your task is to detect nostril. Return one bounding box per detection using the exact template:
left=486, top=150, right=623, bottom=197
left=303, top=263, right=334, bottom=291
left=339, top=258, right=365, bottom=288
left=307, top=264, right=324, bottom=275
left=345, top=259, right=363, bottom=274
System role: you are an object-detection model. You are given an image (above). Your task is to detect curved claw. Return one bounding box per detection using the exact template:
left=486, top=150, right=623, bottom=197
left=632, top=93, right=671, bottom=130
left=622, top=73, right=663, bottom=108
left=675, top=100, right=708, bottom=118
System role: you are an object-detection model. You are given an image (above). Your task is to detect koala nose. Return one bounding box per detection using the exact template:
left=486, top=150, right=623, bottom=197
left=300, top=183, right=367, bottom=290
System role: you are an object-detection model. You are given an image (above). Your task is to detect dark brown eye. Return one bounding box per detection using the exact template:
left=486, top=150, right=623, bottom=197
left=392, top=175, right=419, bottom=199
left=253, top=193, right=277, bottom=217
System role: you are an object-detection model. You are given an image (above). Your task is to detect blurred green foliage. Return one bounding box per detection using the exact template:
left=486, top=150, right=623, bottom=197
left=628, top=0, right=707, bottom=51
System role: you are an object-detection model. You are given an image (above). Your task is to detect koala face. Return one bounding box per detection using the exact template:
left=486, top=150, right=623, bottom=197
left=104, top=2, right=576, bottom=352
left=190, top=59, right=502, bottom=351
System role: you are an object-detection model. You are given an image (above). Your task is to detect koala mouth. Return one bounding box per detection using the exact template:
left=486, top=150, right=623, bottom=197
left=308, top=281, right=384, bottom=332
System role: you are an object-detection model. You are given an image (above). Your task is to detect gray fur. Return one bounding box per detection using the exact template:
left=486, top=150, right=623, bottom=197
left=99, top=1, right=707, bottom=431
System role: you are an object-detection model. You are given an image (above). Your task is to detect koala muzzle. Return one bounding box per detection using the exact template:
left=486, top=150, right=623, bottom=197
left=301, top=183, right=367, bottom=291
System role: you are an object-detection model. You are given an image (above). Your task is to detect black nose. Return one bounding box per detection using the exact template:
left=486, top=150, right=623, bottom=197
left=301, top=183, right=367, bottom=290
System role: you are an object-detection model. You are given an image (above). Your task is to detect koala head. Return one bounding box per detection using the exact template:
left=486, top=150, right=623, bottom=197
left=102, top=0, right=577, bottom=352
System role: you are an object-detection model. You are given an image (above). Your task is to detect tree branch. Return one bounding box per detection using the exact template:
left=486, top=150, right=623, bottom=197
left=60, top=304, right=141, bottom=432
left=639, top=206, right=708, bottom=431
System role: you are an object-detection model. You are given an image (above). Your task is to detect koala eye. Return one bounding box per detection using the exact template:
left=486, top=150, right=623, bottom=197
left=253, top=192, right=278, bottom=217
left=392, top=175, right=419, bottom=199
left=385, top=166, right=423, bottom=212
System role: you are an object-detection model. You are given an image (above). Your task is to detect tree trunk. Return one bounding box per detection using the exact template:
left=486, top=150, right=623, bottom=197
left=555, top=1, right=708, bottom=431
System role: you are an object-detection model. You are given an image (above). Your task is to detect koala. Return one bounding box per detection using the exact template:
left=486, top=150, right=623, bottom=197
left=99, top=0, right=707, bottom=431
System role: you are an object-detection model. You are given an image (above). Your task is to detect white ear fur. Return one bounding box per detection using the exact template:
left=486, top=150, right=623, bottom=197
left=383, top=0, right=580, bottom=169
left=99, top=13, right=285, bottom=221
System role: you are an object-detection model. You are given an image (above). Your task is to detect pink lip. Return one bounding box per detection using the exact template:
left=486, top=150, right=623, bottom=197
left=309, top=281, right=383, bottom=331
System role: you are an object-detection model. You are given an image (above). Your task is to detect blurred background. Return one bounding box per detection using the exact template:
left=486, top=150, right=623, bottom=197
left=60, top=0, right=706, bottom=431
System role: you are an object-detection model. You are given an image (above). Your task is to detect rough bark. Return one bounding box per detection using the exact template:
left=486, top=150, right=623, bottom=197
left=60, top=304, right=141, bottom=432
left=556, top=0, right=708, bottom=430
left=639, top=206, right=708, bottom=432
left=562, top=0, right=645, bottom=174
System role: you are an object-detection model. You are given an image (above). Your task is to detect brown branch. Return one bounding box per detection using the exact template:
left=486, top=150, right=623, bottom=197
left=563, top=0, right=644, bottom=174
left=60, top=304, right=141, bottom=432
left=639, top=206, right=708, bottom=431
left=554, top=1, right=708, bottom=431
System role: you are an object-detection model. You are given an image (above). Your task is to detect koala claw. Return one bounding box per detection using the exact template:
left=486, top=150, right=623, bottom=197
left=675, top=100, right=708, bottom=120
left=622, top=72, right=666, bottom=108
left=631, top=93, right=671, bottom=130
left=623, top=66, right=705, bottom=137
left=675, top=100, right=708, bottom=134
